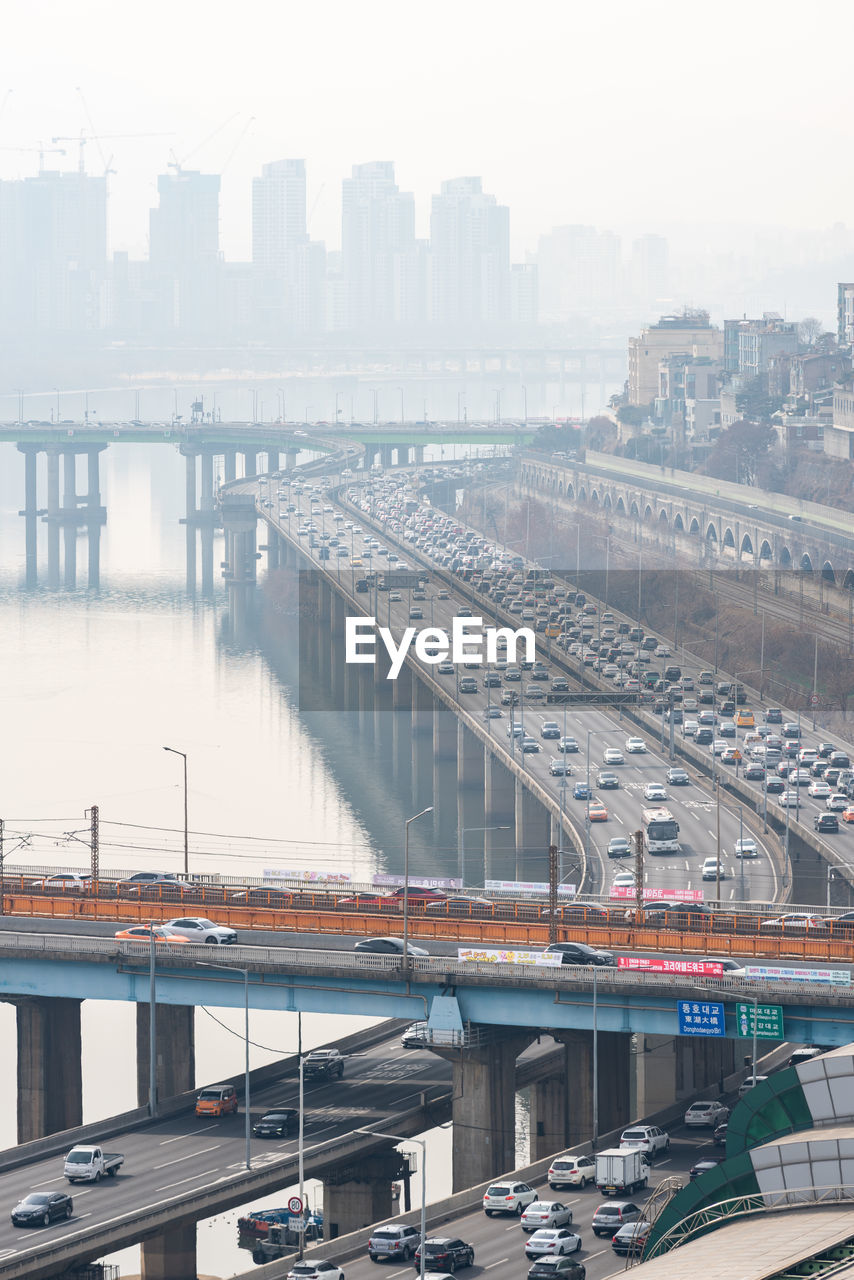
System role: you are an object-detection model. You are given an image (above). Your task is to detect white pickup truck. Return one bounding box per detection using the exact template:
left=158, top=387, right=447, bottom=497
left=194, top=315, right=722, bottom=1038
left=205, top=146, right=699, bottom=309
left=64, top=1145, right=124, bottom=1183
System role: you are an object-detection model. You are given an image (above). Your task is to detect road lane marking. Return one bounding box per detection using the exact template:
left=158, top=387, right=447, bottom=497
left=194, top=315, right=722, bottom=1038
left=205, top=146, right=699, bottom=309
left=585, top=1249, right=607, bottom=1260
left=154, top=1144, right=221, bottom=1170
left=505, top=1222, right=520, bottom=1231
left=30, top=1177, right=65, bottom=1187
left=160, top=1172, right=218, bottom=1191
left=160, top=1124, right=219, bottom=1144
left=485, top=1261, right=509, bottom=1269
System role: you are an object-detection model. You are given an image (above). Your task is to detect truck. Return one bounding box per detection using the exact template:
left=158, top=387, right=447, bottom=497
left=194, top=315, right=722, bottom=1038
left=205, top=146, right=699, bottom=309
left=595, top=1147, right=649, bottom=1196
left=64, top=1145, right=124, bottom=1183
left=303, top=1048, right=344, bottom=1080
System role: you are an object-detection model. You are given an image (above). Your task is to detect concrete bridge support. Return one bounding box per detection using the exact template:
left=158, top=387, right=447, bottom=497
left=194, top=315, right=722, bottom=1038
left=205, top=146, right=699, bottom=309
left=514, top=779, right=550, bottom=878
left=62, top=449, right=77, bottom=588
left=433, top=705, right=458, bottom=826
left=136, top=1003, right=196, bottom=1107
left=224, top=449, right=237, bottom=482
left=86, top=447, right=103, bottom=589
left=286, top=449, right=298, bottom=471
left=46, top=448, right=60, bottom=590
left=324, top=1150, right=401, bottom=1239
left=13, top=996, right=82, bottom=1143
left=553, top=1029, right=631, bottom=1144
left=676, top=1034, right=735, bottom=1096
left=443, top=1031, right=534, bottom=1191
left=411, top=678, right=434, bottom=805
left=243, top=450, right=257, bottom=478
left=528, top=1043, right=571, bottom=1161
left=458, top=723, right=486, bottom=880
left=483, top=750, right=516, bottom=879
left=141, top=1224, right=197, bottom=1280
left=22, top=445, right=38, bottom=588
left=380, top=444, right=394, bottom=468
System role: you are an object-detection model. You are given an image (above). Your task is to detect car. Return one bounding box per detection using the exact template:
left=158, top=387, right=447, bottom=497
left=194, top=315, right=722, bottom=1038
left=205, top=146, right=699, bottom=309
left=409, top=606, right=423, bottom=619
left=524, top=1229, right=582, bottom=1259
left=611, top=1221, right=651, bottom=1256
left=483, top=705, right=503, bottom=720
left=521, top=1202, right=575, bottom=1232
left=843, top=807, right=854, bottom=823
left=714, top=1120, right=729, bottom=1146
left=368, top=1224, right=422, bottom=1261
left=459, top=677, right=478, bottom=693
left=607, top=836, right=631, bottom=859
left=738, top=1075, right=769, bottom=1098
left=526, top=1257, right=585, bottom=1280
left=11, top=1191, right=73, bottom=1226
left=253, top=1107, right=299, bottom=1138
left=114, top=925, right=189, bottom=944
left=735, top=837, right=758, bottom=858
left=743, top=764, right=766, bottom=781
left=547, top=1155, right=595, bottom=1189
left=619, top=1125, right=669, bottom=1158
left=354, top=937, right=428, bottom=956
left=521, top=737, right=541, bottom=753
left=164, top=917, right=237, bottom=944
left=778, top=790, right=800, bottom=808
left=684, top=1100, right=729, bottom=1128
left=573, top=782, right=590, bottom=800
left=437, top=661, right=455, bottom=675
left=591, top=1202, right=641, bottom=1237
left=808, top=780, right=831, bottom=799
left=765, top=707, right=783, bottom=724
left=701, top=857, right=730, bottom=881
left=551, top=677, right=569, bottom=692
left=815, top=813, right=839, bottom=833
left=543, top=942, right=614, bottom=966
left=287, top=1262, right=344, bottom=1280
left=787, top=1046, right=825, bottom=1068
left=667, top=767, right=690, bottom=785
left=612, top=871, right=636, bottom=889
left=117, top=871, right=194, bottom=898
left=401, top=1021, right=429, bottom=1049
left=625, top=737, right=647, bottom=753
left=759, top=913, right=824, bottom=932
left=33, top=872, right=92, bottom=893
left=783, top=722, right=801, bottom=738
left=558, top=736, right=579, bottom=753
left=643, top=782, right=667, bottom=801
left=195, top=1083, right=238, bottom=1116
left=541, top=721, right=561, bottom=739
left=603, top=748, right=624, bottom=765
left=588, top=801, right=608, bottom=821
left=689, top=1156, right=725, bottom=1181
left=483, top=1182, right=537, bottom=1216
left=389, top=590, right=402, bottom=602
left=720, top=748, right=742, bottom=764
left=765, top=776, right=785, bottom=794
left=596, top=771, right=620, bottom=789
left=549, top=758, right=572, bottom=777
left=827, top=793, right=849, bottom=811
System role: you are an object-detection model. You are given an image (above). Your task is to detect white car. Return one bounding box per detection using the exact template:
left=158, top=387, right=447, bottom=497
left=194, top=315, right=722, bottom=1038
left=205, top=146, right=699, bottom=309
left=778, top=790, right=801, bottom=808
left=521, top=1202, right=575, bottom=1232
left=808, top=780, right=831, bottom=799
left=483, top=1181, right=537, bottom=1216
left=702, top=857, right=730, bottom=881
left=603, top=748, right=625, bottom=765
left=734, top=837, right=758, bottom=858
left=165, top=917, right=237, bottom=944
left=684, top=1100, right=729, bottom=1128
left=619, top=1125, right=670, bottom=1158
left=547, top=1155, right=595, bottom=1189
left=523, top=1229, right=582, bottom=1258
left=287, top=1263, right=343, bottom=1280
left=738, top=1075, right=769, bottom=1098
left=827, top=793, right=849, bottom=811
left=644, top=782, right=667, bottom=801
left=712, top=739, right=727, bottom=755
left=625, top=738, right=647, bottom=754
left=613, top=871, right=636, bottom=889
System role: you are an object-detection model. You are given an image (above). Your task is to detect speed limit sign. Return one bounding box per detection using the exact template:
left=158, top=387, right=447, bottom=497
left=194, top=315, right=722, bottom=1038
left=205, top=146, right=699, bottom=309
left=288, top=1196, right=303, bottom=1215
left=810, top=693, right=820, bottom=705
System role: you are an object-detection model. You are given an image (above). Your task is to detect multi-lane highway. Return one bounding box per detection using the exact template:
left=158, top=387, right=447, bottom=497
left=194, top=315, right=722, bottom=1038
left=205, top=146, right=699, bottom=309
left=250, top=473, right=780, bottom=906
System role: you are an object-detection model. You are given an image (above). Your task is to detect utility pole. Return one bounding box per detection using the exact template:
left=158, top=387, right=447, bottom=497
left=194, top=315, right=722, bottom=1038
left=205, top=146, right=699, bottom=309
left=86, top=804, right=99, bottom=885
left=548, top=844, right=558, bottom=944
left=633, top=828, right=644, bottom=918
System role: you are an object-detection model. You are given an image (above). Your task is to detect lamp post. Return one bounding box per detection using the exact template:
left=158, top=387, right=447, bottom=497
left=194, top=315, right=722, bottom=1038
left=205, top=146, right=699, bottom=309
left=585, top=729, right=592, bottom=867
left=403, top=808, right=433, bottom=964
left=163, top=747, right=189, bottom=876
left=197, top=961, right=251, bottom=1171
left=358, top=1130, right=426, bottom=1280
left=460, top=826, right=510, bottom=886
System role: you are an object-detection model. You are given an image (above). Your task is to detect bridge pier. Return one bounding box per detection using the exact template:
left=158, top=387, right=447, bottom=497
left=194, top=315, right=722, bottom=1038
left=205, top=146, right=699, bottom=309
left=12, top=996, right=82, bottom=1143
left=483, top=750, right=516, bottom=880
left=136, top=1003, right=196, bottom=1107
left=515, top=779, right=549, bottom=878
left=62, top=450, right=77, bottom=589
left=46, top=448, right=60, bottom=589
left=224, top=448, right=237, bottom=482
left=243, top=450, right=257, bottom=478
left=440, top=1031, right=534, bottom=1191
left=380, top=444, right=394, bottom=469
left=141, top=1223, right=197, bottom=1280
left=267, top=449, right=280, bottom=472
left=324, top=1150, right=402, bottom=1239
left=286, top=449, right=298, bottom=471
left=528, top=1043, right=571, bottom=1160
left=86, top=447, right=103, bottom=589
left=22, top=445, right=39, bottom=588
left=458, top=723, right=485, bottom=881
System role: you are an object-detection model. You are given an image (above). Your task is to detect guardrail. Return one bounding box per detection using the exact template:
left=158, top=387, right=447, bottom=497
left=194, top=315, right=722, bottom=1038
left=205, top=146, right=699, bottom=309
left=1, top=929, right=852, bottom=996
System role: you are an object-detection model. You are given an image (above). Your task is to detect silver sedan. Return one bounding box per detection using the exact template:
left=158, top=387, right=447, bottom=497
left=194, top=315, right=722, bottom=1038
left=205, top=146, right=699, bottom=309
left=521, top=1202, right=575, bottom=1233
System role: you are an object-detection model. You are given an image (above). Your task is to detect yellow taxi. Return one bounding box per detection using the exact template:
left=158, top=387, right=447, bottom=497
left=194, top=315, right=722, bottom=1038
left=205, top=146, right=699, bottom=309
left=735, top=709, right=755, bottom=728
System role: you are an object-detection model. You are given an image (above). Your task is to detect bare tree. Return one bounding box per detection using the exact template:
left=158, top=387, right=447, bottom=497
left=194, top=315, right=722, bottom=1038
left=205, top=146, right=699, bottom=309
left=798, top=316, right=823, bottom=346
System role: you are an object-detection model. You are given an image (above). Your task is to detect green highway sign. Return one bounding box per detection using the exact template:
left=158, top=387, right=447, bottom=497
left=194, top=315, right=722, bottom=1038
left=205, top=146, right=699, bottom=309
left=546, top=693, right=639, bottom=705
left=736, top=1003, right=784, bottom=1039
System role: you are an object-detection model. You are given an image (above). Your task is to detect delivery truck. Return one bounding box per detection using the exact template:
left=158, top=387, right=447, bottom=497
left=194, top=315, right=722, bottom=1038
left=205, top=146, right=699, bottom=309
left=595, top=1147, right=649, bottom=1196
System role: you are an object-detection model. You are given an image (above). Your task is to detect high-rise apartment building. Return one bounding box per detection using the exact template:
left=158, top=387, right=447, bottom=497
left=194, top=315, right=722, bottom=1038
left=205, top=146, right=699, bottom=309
left=838, top=283, right=854, bottom=349
left=430, top=177, right=510, bottom=328
left=149, top=170, right=221, bottom=332
left=251, top=159, right=313, bottom=333
left=536, top=224, right=621, bottom=319
left=341, top=161, right=416, bottom=332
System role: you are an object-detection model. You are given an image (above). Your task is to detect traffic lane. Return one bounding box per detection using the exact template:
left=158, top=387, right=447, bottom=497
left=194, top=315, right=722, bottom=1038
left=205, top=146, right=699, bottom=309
left=0, top=1043, right=449, bottom=1255
left=337, top=1129, right=714, bottom=1280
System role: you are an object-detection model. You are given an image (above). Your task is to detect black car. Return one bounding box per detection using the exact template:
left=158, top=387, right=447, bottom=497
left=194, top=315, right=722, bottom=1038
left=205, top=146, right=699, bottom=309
left=667, top=767, right=690, bottom=785
left=743, top=763, right=765, bottom=780
left=11, top=1191, right=73, bottom=1227
left=689, top=1156, right=725, bottom=1180
left=253, top=1108, right=299, bottom=1138
left=643, top=902, right=715, bottom=929
left=527, top=1258, right=586, bottom=1280
left=765, top=707, right=783, bottom=724
left=815, top=813, right=839, bottom=833
left=414, top=1238, right=475, bottom=1272
left=765, top=777, right=785, bottom=794
left=543, top=942, right=614, bottom=966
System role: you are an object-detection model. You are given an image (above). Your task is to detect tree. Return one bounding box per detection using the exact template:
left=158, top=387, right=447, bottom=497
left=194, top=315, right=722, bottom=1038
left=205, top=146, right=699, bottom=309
left=616, top=404, right=648, bottom=427
left=530, top=423, right=582, bottom=454
left=586, top=415, right=618, bottom=449
left=798, top=316, right=823, bottom=346
left=705, top=419, right=776, bottom=486
left=734, top=375, right=782, bottom=422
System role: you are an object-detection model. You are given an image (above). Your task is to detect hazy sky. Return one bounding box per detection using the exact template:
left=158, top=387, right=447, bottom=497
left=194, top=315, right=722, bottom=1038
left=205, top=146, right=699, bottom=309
left=3, top=0, right=851, bottom=260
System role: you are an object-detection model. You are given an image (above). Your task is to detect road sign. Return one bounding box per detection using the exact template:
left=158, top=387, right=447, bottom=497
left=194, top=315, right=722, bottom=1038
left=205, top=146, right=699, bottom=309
left=810, top=693, right=820, bottom=706
left=546, top=692, right=639, bottom=705
left=677, top=1000, right=725, bottom=1036
left=288, top=1196, right=303, bottom=1215
left=736, top=1003, right=784, bottom=1039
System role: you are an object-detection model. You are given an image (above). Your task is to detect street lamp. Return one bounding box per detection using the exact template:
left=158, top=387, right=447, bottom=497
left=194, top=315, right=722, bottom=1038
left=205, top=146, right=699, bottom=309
left=460, top=826, right=510, bottom=886
left=357, top=1129, right=426, bottom=1280
left=198, top=961, right=251, bottom=1171
left=403, top=807, right=433, bottom=963
left=163, top=747, right=189, bottom=876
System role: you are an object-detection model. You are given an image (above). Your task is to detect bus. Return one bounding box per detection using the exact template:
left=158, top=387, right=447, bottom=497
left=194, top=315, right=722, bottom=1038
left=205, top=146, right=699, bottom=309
left=641, top=807, right=680, bottom=856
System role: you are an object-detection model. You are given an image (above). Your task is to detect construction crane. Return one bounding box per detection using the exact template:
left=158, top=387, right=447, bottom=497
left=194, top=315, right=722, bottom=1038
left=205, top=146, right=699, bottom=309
left=0, top=143, right=67, bottom=172
left=50, top=131, right=173, bottom=175
left=167, top=112, right=241, bottom=175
